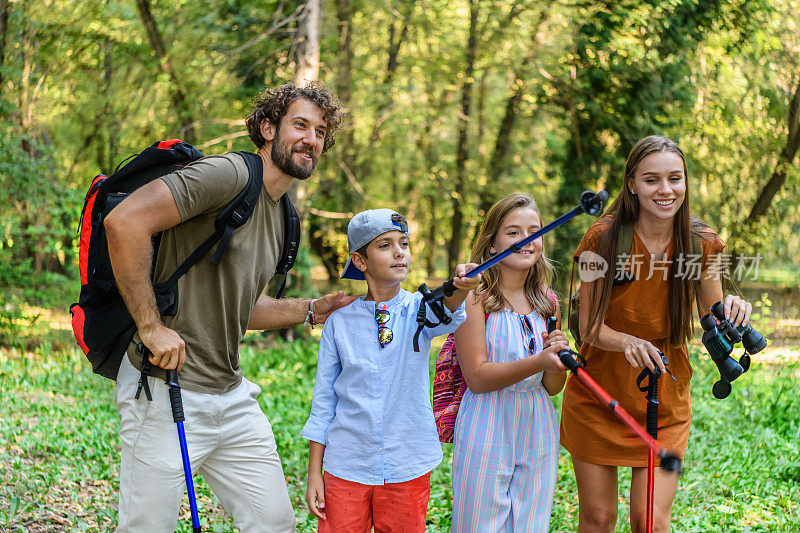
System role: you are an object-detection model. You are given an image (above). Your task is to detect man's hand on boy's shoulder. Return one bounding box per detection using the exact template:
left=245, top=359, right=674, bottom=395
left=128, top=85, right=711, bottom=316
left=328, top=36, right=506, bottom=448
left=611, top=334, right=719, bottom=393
left=314, top=291, right=358, bottom=324
left=452, top=263, right=481, bottom=292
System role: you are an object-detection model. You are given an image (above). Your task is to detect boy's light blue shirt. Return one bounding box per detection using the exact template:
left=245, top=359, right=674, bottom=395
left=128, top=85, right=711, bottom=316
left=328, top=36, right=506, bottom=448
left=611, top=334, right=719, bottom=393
left=302, top=288, right=466, bottom=485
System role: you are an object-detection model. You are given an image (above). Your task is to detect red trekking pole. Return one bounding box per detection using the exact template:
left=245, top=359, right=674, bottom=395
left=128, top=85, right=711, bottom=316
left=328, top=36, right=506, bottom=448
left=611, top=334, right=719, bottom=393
left=557, top=348, right=683, bottom=475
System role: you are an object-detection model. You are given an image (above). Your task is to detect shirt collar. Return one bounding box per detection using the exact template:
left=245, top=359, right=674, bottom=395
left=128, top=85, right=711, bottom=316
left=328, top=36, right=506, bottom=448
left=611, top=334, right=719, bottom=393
left=354, top=289, right=408, bottom=309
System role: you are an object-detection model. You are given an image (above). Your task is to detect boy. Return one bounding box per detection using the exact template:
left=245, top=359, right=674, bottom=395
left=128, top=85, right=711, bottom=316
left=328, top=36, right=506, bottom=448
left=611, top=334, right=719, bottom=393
left=302, top=208, right=479, bottom=532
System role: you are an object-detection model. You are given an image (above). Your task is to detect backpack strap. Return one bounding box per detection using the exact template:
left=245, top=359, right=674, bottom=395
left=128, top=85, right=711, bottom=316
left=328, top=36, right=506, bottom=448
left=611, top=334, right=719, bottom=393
left=617, top=222, right=702, bottom=280
left=210, top=152, right=263, bottom=265
left=270, top=194, right=301, bottom=298
left=614, top=222, right=635, bottom=285
left=567, top=221, right=632, bottom=348
left=138, top=152, right=262, bottom=400
left=689, top=228, right=702, bottom=258
left=160, top=152, right=262, bottom=289
left=568, top=256, right=577, bottom=310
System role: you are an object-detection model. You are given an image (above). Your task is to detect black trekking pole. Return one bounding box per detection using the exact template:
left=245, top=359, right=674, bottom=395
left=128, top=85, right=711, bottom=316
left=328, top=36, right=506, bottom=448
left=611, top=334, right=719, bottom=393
left=138, top=345, right=201, bottom=532
left=636, top=354, right=673, bottom=533
left=413, top=190, right=609, bottom=351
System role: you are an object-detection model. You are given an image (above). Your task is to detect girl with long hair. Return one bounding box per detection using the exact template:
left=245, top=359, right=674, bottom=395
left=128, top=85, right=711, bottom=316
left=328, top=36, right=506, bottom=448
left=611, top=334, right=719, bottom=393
left=451, top=193, right=569, bottom=532
left=560, top=135, right=753, bottom=532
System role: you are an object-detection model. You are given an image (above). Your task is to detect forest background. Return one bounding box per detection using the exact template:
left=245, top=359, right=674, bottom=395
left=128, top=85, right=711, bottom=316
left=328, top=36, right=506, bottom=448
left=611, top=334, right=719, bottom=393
left=1, top=0, right=799, bottom=531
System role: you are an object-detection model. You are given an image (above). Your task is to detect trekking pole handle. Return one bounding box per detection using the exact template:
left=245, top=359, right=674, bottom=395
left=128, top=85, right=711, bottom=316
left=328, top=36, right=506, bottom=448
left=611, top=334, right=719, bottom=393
left=165, top=369, right=185, bottom=424
left=646, top=378, right=659, bottom=438
left=558, top=348, right=583, bottom=372
left=441, top=279, right=457, bottom=297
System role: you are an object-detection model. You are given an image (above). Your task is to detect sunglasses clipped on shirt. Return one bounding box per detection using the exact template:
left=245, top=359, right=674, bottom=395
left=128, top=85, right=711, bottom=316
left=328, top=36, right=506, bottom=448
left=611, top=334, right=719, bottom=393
left=520, top=314, right=538, bottom=355
left=376, top=304, right=393, bottom=348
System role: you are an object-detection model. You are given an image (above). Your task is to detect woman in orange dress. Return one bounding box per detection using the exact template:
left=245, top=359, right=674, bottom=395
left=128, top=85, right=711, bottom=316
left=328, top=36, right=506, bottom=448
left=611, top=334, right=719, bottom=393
left=560, top=135, right=754, bottom=532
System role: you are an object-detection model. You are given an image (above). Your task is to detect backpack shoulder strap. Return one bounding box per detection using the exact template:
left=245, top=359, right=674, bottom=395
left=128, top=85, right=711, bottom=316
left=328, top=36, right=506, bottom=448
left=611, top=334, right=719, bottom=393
left=567, top=256, right=577, bottom=308
left=276, top=194, right=300, bottom=276
left=269, top=194, right=301, bottom=298
left=546, top=289, right=558, bottom=309
left=160, top=151, right=262, bottom=288
left=616, top=222, right=634, bottom=267
left=689, top=228, right=703, bottom=258
left=209, top=152, right=263, bottom=265
left=613, top=222, right=635, bottom=286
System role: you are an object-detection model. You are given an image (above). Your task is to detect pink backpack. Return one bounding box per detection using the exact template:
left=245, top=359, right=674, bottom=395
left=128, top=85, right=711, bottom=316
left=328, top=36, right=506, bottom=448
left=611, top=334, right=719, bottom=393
left=433, top=290, right=558, bottom=443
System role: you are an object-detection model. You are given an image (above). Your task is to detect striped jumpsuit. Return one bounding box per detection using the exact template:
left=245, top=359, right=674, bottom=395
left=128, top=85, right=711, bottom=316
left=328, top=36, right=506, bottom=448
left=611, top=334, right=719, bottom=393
left=451, top=310, right=559, bottom=533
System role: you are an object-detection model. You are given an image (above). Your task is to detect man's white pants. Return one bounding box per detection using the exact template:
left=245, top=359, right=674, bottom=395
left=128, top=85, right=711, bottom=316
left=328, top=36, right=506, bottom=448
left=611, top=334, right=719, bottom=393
left=114, top=355, right=296, bottom=532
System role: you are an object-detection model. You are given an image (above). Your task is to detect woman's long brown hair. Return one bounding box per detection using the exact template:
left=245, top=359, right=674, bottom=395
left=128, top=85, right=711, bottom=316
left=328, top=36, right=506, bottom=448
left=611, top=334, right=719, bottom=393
left=585, top=135, right=702, bottom=347
left=472, top=193, right=556, bottom=317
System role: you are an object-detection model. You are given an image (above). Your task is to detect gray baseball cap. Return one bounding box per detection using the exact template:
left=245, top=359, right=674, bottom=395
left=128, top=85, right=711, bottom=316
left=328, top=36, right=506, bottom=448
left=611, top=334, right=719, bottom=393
left=340, top=208, right=409, bottom=280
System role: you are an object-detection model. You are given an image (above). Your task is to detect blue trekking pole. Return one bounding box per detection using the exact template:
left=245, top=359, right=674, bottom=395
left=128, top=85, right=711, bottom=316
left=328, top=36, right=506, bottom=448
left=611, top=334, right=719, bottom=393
left=137, top=344, right=201, bottom=532
left=165, top=368, right=202, bottom=533
left=413, top=190, right=608, bottom=351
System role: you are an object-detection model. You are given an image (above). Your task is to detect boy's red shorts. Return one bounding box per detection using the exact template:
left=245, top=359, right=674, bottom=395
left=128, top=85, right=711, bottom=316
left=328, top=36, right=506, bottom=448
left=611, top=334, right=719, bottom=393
left=317, top=471, right=431, bottom=533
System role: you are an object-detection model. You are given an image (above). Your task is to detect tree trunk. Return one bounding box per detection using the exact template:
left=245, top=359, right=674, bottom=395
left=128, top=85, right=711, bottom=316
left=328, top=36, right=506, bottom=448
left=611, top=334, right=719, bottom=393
left=743, top=75, right=800, bottom=223
left=293, top=0, right=321, bottom=87
left=96, top=37, right=116, bottom=174
left=0, top=0, right=9, bottom=88
left=135, top=0, right=196, bottom=142
left=369, top=1, right=414, bottom=142
left=334, top=0, right=353, bottom=162
left=290, top=0, right=322, bottom=218
left=476, top=82, right=524, bottom=218
left=447, top=0, right=478, bottom=273
left=308, top=0, right=354, bottom=281
left=357, top=2, right=415, bottom=182
left=425, top=192, right=437, bottom=275
left=475, top=9, right=549, bottom=225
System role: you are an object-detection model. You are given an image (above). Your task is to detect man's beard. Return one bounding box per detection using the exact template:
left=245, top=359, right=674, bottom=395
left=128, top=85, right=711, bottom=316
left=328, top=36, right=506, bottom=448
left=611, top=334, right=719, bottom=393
left=271, top=134, right=317, bottom=180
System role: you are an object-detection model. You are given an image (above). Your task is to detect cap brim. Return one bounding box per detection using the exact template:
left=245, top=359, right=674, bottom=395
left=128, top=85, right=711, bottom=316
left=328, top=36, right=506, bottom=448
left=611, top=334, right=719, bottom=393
left=340, top=256, right=365, bottom=280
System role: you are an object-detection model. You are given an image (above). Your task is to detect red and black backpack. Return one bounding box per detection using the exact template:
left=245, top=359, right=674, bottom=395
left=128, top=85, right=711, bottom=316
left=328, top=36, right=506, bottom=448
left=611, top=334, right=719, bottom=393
left=70, top=139, right=300, bottom=380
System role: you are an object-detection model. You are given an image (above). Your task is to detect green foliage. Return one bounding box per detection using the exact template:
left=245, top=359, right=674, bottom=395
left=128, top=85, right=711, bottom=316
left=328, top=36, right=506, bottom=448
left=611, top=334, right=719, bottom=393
left=0, top=0, right=798, bottom=283
left=747, top=292, right=775, bottom=340
left=0, top=126, right=80, bottom=283
left=2, top=340, right=798, bottom=531
left=2, top=1, right=800, bottom=530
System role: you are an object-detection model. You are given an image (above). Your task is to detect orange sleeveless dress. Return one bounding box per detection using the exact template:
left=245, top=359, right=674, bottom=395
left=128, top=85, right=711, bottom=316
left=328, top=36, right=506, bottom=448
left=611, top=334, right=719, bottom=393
left=560, top=219, right=725, bottom=466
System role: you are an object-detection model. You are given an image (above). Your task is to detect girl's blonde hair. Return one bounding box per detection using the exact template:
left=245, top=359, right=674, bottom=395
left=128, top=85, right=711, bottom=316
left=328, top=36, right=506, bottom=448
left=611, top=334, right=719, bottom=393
left=471, top=193, right=556, bottom=316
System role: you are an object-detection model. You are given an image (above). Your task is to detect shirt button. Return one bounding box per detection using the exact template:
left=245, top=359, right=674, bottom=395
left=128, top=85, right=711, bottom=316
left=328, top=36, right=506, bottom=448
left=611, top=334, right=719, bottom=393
left=377, top=393, right=381, bottom=397
left=377, top=420, right=381, bottom=424
left=378, top=447, right=382, bottom=451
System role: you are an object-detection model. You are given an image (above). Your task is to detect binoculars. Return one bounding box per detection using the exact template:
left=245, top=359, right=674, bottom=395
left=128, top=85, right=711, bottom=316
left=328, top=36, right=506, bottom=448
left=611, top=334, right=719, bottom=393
left=700, top=301, right=767, bottom=399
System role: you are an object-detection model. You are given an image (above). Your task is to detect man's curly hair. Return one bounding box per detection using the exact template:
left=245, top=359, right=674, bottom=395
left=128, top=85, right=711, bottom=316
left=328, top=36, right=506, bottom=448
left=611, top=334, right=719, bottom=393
left=245, top=82, right=343, bottom=153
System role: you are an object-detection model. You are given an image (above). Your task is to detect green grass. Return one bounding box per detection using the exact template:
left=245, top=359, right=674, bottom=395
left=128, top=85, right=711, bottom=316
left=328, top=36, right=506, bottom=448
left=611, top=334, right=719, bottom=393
left=1, top=337, right=798, bottom=532
left=750, top=268, right=799, bottom=288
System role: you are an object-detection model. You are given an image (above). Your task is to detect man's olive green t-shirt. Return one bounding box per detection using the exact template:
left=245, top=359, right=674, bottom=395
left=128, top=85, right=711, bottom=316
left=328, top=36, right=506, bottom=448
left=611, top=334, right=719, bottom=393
left=126, top=153, right=284, bottom=394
